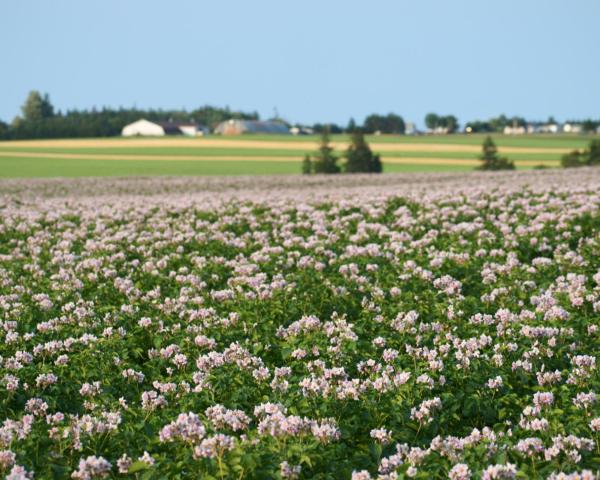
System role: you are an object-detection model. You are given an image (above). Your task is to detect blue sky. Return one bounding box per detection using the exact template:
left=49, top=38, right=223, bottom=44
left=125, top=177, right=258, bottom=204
left=1, top=0, right=599, bottom=127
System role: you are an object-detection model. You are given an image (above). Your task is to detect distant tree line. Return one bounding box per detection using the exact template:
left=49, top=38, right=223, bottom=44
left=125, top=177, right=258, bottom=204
left=313, top=113, right=407, bottom=135
left=464, top=115, right=527, bottom=133
left=1, top=91, right=599, bottom=141
left=0, top=91, right=259, bottom=140
left=424, top=113, right=459, bottom=133
left=465, top=115, right=600, bottom=133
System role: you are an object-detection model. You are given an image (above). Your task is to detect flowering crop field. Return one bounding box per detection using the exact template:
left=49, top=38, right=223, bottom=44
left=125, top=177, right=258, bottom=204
left=0, top=170, right=599, bottom=479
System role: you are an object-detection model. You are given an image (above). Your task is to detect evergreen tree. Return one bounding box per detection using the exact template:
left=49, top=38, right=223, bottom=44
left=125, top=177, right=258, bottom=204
left=312, top=129, right=340, bottom=174
left=346, top=118, right=357, bottom=133
left=345, top=130, right=382, bottom=173
left=0, top=120, right=8, bottom=140
left=21, top=91, right=54, bottom=122
left=371, top=153, right=383, bottom=173
left=587, top=139, right=600, bottom=166
left=477, top=136, right=515, bottom=170
left=301, top=154, right=312, bottom=174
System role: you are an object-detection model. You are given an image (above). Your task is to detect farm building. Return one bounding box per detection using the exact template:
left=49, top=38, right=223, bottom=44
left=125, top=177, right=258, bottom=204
left=563, top=122, right=583, bottom=134
left=503, top=125, right=527, bottom=135
left=405, top=122, right=419, bottom=135
left=427, top=126, right=450, bottom=135
left=290, top=126, right=314, bottom=135
left=527, top=123, right=559, bottom=134
left=214, top=119, right=290, bottom=135
left=122, top=119, right=209, bottom=137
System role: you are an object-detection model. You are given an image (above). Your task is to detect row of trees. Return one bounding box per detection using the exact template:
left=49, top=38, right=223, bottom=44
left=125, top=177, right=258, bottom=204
left=2, top=91, right=599, bottom=141
left=310, top=114, right=600, bottom=136
left=0, top=91, right=259, bottom=140
left=464, top=115, right=527, bottom=133
left=1, top=91, right=412, bottom=140
left=312, top=114, right=407, bottom=135
left=465, top=115, right=600, bottom=134
left=561, top=140, right=600, bottom=168
left=424, top=113, right=459, bottom=133
left=302, top=130, right=382, bottom=174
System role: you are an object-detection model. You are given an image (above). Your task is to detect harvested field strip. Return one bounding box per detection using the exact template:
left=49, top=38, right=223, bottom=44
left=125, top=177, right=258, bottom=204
left=0, top=151, right=303, bottom=162
left=3, top=132, right=584, bottom=148
left=201, top=133, right=592, bottom=148
left=0, top=138, right=573, bottom=154
left=0, top=147, right=564, bottom=161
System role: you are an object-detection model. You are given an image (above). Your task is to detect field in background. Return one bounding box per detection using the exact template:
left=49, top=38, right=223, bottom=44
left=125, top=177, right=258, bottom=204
left=0, top=133, right=592, bottom=177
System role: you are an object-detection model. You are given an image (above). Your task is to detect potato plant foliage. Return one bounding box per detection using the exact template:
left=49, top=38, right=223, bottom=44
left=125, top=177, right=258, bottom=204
left=0, top=171, right=599, bottom=479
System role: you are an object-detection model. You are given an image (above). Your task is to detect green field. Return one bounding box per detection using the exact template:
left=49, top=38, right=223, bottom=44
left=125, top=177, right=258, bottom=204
left=0, top=157, right=479, bottom=177
left=0, top=133, right=593, bottom=177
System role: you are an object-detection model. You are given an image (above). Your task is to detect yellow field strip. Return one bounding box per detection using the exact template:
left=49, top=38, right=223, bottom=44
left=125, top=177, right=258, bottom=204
left=0, top=151, right=300, bottom=162
left=0, top=151, right=559, bottom=167
left=0, top=138, right=570, bottom=155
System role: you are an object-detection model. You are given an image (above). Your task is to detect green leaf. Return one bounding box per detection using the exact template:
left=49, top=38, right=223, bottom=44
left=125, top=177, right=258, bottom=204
left=141, top=470, right=155, bottom=480
left=127, top=461, right=150, bottom=473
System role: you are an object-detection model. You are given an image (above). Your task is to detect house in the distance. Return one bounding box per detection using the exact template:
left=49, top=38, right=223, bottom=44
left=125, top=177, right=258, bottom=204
left=563, top=122, right=583, bottom=134
left=214, top=119, right=290, bottom=135
left=427, top=126, right=450, bottom=135
left=122, top=119, right=209, bottom=137
left=527, top=122, right=559, bottom=134
left=503, top=125, right=527, bottom=135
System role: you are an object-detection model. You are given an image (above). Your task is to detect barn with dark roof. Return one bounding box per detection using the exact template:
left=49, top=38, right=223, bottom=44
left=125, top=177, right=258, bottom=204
left=214, top=119, right=290, bottom=135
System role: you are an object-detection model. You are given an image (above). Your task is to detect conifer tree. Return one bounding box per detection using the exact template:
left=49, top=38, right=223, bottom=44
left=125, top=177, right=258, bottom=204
left=477, top=136, right=515, bottom=170
left=301, top=154, right=312, bottom=174
left=312, top=129, right=340, bottom=174
left=345, top=130, right=382, bottom=173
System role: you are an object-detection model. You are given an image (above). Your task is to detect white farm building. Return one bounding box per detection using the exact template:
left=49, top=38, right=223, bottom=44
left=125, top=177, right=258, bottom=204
left=563, top=123, right=583, bottom=134
left=122, top=119, right=209, bottom=137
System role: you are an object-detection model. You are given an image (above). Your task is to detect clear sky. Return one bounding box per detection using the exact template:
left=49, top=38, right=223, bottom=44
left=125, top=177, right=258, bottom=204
left=1, top=0, right=599, bottom=127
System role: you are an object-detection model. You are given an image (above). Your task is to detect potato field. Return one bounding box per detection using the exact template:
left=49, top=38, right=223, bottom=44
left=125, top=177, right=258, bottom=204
left=0, top=170, right=599, bottom=479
